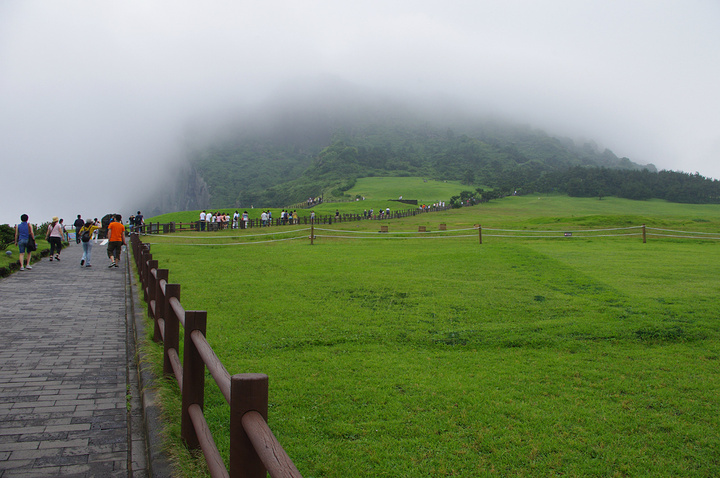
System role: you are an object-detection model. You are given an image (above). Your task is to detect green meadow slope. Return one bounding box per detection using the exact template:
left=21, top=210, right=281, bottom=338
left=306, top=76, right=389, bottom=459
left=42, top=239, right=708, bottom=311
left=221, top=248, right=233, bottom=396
left=142, top=189, right=720, bottom=477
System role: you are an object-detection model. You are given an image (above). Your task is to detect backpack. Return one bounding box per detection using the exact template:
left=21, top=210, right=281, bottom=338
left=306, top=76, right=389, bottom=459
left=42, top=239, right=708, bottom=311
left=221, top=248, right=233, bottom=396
left=81, top=229, right=91, bottom=243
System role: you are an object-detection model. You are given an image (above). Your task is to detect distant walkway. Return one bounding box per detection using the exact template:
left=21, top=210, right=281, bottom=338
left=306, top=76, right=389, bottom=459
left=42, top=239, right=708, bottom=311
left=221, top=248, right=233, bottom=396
left=0, top=243, right=150, bottom=477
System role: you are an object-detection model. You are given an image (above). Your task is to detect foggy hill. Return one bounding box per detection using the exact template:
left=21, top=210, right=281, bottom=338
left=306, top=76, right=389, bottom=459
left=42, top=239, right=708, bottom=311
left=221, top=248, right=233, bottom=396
left=148, top=83, right=658, bottom=213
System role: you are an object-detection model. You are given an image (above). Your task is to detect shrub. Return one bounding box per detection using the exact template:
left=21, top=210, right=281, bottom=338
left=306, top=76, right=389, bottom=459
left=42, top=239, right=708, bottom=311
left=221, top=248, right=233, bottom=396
left=0, top=224, right=13, bottom=251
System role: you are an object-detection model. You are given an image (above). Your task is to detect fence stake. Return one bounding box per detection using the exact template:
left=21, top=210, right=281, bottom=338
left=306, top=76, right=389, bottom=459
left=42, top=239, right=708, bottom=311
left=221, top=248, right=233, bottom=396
left=230, top=373, right=269, bottom=478
left=140, top=249, right=152, bottom=301
left=153, top=269, right=168, bottom=341
left=478, top=224, right=482, bottom=245
left=181, top=310, right=207, bottom=450
left=642, top=224, right=646, bottom=243
left=146, top=260, right=159, bottom=341
left=310, top=223, right=314, bottom=245
left=146, top=259, right=158, bottom=307
left=163, top=283, right=181, bottom=377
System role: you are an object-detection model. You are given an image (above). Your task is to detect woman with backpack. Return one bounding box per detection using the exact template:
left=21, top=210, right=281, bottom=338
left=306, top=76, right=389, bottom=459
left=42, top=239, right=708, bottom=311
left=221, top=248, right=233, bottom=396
left=78, top=219, right=100, bottom=267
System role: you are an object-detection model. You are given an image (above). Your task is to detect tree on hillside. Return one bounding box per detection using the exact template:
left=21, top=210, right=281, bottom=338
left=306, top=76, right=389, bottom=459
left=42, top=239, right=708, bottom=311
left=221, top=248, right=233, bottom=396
left=462, top=169, right=475, bottom=185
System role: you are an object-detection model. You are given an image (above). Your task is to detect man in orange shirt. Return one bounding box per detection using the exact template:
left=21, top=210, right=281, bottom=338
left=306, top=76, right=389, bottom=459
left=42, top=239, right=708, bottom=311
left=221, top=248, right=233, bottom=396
left=106, top=214, right=126, bottom=268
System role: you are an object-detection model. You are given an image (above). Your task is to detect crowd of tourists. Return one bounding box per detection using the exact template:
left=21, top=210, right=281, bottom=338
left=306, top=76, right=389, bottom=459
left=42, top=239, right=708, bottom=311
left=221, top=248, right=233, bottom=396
left=199, top=210, right=254, bottom=230
left=198, top=209, right=308, bottom=229
left=12, top=212, right=125, bottom=272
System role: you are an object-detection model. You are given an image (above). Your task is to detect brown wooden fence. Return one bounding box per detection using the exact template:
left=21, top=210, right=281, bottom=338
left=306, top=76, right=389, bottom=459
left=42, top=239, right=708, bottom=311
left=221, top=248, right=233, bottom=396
left=130, top=233, right=302, bottom=478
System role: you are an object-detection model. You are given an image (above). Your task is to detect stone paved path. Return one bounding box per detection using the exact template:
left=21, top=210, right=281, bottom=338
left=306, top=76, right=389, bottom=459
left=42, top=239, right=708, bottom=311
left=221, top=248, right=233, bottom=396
left=0, top=242, right=148, bottom=477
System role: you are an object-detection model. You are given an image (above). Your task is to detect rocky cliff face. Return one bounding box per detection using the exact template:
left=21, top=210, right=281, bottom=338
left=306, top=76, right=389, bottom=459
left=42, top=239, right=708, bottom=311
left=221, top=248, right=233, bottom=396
left=143, top=165, right=211, bottom=216
left=179, top=167, right=211, bottom=211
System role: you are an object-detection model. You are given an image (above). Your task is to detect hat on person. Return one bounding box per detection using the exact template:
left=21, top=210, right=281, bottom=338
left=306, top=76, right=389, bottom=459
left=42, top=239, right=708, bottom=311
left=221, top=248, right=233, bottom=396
left=52, top=216, right=59, bottom=222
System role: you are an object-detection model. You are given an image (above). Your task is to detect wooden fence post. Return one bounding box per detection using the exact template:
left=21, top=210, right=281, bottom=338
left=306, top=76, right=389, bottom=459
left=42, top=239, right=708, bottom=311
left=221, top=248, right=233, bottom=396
left=140, top=249, right=152, bottom=301
left=130, top=234, right=139, bottom=263
left=163, top=283, right=181, bottom=377
left=310, top=223, right=314, bottom=245
left=181, top=310, right=207, bottom=450
left=478, top=224, right=482, bottom=245
left=153, top=268, right=168, bottom=343
left=140, top=249, right=151, bottom=290
left=642, top=224, right=646, bottom=243
left=230, top=373, right=269, bottom=478
left=146, top=259, right=158, bottom=317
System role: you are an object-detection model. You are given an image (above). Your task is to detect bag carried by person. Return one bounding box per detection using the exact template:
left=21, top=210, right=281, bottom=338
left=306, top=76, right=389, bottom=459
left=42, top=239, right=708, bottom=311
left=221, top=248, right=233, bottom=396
left=80, top=228, right=91, bottom=243
left=27, top=236, right=37, bottom=252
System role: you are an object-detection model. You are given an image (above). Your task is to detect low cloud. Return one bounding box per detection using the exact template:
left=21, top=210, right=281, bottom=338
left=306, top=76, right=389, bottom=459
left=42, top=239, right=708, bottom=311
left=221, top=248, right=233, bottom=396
left=2, top=0, right=719, bottom=224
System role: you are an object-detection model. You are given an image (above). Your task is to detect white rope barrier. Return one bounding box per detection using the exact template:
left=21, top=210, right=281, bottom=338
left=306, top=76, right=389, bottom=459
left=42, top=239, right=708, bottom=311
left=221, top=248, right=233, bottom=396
left=646, top=227, right=719, bottom=235
left=137, top=224, right=719, bottom=246
left=139, top=228, right=311, bottom=239
left=647, top=233, right=720, bottom=240
left=143, top=235, right=308, bottom=246
left=483, top=226, right=642, bottom=233
left=483, top=233, right=643, bottom=238
left=315, top=234, right=478, bottom=240
left=313, top=226, right=479, bottom=234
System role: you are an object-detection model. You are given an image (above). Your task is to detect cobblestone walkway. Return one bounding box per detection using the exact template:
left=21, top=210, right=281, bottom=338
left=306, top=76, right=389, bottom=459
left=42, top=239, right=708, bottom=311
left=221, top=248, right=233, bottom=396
left=0, top=243, right=148, bottom=477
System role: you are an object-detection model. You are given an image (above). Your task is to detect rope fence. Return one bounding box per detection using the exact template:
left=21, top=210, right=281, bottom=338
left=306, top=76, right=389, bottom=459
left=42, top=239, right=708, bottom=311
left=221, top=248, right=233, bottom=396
left=135, top=223, right=720, bottom=247
left=646, top=226, right=720, bottom=240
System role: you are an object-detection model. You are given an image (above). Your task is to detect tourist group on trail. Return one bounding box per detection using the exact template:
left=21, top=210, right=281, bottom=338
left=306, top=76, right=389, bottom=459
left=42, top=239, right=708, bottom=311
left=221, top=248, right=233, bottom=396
left=12, top=212, right=129, bottom=272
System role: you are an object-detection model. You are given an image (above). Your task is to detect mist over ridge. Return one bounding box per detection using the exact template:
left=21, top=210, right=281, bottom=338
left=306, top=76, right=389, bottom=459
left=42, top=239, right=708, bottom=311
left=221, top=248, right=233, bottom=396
left=2, top=1, right=719, bottom=225
left=146, top=78, right=667, bottom=216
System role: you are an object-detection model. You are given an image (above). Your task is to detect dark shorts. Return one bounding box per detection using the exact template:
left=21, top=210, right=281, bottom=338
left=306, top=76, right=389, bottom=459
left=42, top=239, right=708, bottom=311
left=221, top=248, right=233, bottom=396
left=48, top=237, right=63, bottom=254
left=107, top=241, right=123, bottom=259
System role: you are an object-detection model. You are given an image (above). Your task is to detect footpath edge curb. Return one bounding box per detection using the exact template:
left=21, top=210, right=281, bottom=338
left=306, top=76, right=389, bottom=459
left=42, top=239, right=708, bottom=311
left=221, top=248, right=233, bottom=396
left=127, top=249, right=175, bottom=478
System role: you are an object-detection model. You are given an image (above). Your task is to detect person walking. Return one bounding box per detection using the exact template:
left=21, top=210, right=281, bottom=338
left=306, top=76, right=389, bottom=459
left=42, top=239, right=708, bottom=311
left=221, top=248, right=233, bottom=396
left=46, top=216, right=64, bottom=261
left=134, top=211, right=144, bottom=233
left=78, top=219, right=100, bottom=267
left=73, top=214, right=84, bottom=244
left=59, top=218, right=67, bottom=241
left=92, top=218, right=100, bottom=242
left=14, top=214, right=34, bottom=271
left=106, top=215, right=126, bottom=268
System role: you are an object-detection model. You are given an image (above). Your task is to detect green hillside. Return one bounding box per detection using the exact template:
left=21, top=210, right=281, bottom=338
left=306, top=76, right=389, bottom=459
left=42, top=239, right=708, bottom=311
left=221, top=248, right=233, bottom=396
left=347, top=177, right=470, bottom=202
left=183, top=118, right=651, bottom=210
left=145, top=85, right=720, bottom=217
left=148, top=177, right=470, bottom=223
left=148, top=86, right=668, bottom=215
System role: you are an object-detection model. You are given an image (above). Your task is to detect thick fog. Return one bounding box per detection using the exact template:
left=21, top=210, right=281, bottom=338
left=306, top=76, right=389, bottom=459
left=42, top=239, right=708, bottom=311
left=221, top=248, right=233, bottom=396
left=2, top=0, right=719, bottom=226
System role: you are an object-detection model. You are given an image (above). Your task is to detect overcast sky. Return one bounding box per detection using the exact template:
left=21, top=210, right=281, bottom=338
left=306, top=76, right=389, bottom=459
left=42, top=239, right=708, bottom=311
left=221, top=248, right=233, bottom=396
left=2, top=0, right=719, bottom=226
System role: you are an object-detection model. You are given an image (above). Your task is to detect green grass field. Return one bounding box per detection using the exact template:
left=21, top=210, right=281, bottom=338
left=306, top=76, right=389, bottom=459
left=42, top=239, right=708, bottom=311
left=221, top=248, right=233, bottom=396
left=142, top=192, right=720, bottom=477
left=147, top=177, right=468, bottom=224
left=1, top=236, right=50, bottom=272
left=346, top=177, right=473, bottom=202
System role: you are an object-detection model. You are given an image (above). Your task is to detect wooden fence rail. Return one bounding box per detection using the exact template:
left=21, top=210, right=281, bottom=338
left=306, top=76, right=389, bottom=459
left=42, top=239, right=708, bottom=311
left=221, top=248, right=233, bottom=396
left=131, top=233, right=302, bottom=478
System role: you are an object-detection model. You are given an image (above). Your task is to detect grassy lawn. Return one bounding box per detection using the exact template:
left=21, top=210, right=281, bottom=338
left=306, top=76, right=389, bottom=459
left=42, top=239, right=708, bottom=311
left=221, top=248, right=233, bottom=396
left=1, top=236, right=50, bottom=273
left=345, top=177, right=473, bottom=202
left=143, top=193, right=720, bottom=477
left=147, top=176, right=470, bottom=224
